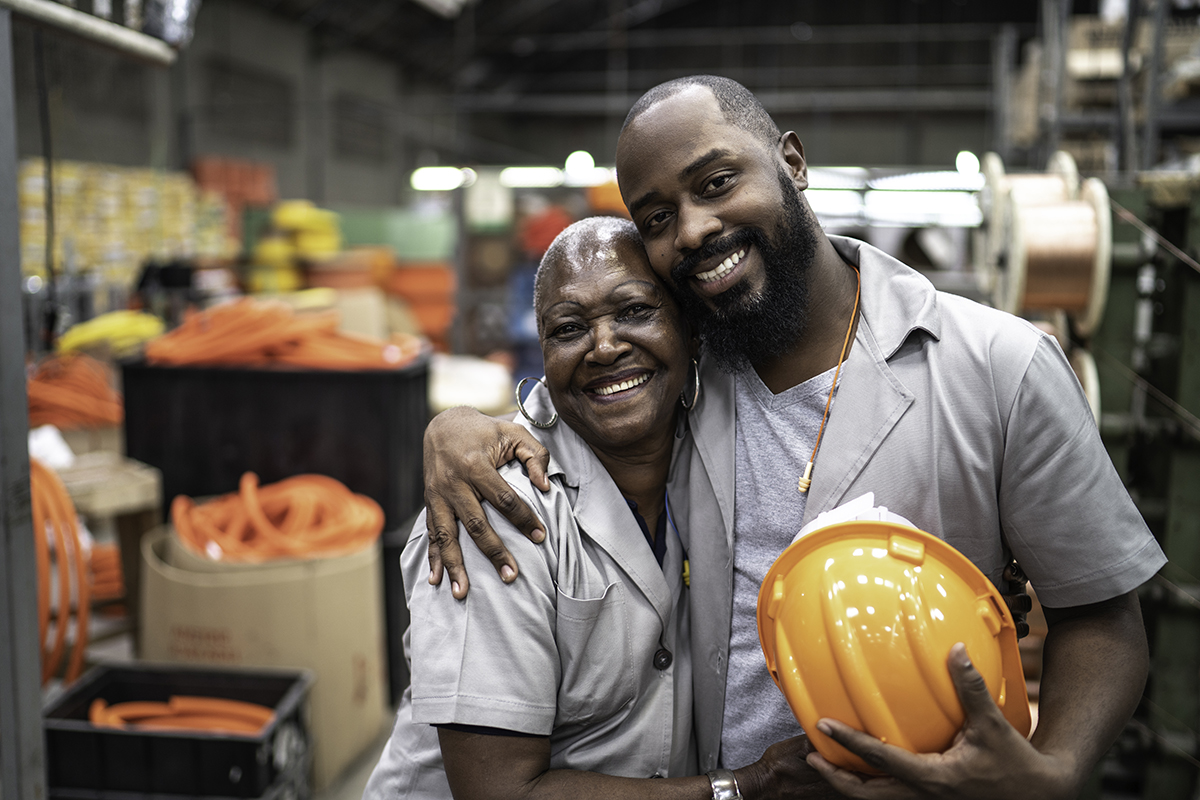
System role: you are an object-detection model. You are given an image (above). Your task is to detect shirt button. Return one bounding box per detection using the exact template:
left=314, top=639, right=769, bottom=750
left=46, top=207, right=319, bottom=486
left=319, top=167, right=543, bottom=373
left=653, top=648, right=673, bottom=670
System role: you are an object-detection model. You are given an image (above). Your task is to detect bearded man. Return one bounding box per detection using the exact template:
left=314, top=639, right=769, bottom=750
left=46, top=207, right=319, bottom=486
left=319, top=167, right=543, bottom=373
left=418, top=75, right=1165, bottom=800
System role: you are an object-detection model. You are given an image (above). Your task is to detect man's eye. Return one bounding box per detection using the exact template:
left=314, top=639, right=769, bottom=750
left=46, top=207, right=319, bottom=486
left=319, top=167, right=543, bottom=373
left=706, top=174, right=732, bottom=192
left=645, top=209, right=671, bottom=229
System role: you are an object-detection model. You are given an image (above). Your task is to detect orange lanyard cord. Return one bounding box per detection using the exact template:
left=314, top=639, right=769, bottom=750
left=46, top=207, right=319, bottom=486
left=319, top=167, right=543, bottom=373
left=798, top=267, right=861, bottom=494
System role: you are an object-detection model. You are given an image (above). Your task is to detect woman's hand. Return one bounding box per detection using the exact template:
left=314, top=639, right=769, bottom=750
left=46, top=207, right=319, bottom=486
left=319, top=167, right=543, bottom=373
left=735, top=734, right=844, bottom=800
left=424, top=406, right=552, bottom=599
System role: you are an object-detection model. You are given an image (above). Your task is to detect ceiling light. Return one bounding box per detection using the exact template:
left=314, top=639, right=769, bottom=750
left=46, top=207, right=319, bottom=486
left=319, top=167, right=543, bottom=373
left=956, top=151, right=981, bottom=175
left=411, top=167, right=476, bottom=191
left=499, top=167, right=564, bottom=188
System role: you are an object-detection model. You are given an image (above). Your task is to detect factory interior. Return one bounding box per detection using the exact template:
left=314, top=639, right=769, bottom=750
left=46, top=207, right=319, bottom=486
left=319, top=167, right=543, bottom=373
left=2, top=0, right=1200, bottom=798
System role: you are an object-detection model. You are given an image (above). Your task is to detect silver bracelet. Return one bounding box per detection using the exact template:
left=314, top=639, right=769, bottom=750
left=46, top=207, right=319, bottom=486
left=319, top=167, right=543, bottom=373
left=707, top=768, right=742, bottom=800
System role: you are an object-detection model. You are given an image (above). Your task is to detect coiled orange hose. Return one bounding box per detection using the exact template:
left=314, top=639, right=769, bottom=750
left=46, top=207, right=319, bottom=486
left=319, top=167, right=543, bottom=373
left=30, top=458, right=91, bottom=685
left=28, top=353, right=123, bottom=429
left=171, top=472, right=383, bottom=563
left=89, top=695, right=275, bottom=735
left=144, top=298, right=424, bottom=370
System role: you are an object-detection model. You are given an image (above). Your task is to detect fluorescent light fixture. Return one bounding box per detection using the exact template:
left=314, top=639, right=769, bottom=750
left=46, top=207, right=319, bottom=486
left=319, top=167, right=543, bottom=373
left=864, top=190, right=982, bottom=227
left=411, top=167, right=476, bottom=191
left=563, top=166, right=616, bottom=187
left=807, top=189, right=864, bottom=219
left=409, top=0, right=471, bottom=19
left=499, top=167, right=564, bottom=188
left=869, top=170, right=984, bottom=192
left=956, top=151, right=981, bottom=175
left=808, top=167, right=869, bottom=190
left=564, top=150, right=595, bottom=175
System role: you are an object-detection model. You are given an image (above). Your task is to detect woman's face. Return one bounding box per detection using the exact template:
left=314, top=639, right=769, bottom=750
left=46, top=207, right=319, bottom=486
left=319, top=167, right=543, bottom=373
left=537, top=233, right=691, bottom=455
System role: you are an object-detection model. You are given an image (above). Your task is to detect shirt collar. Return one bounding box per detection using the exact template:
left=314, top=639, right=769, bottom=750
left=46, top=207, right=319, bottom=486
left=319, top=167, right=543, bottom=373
left=827, top=234, right=942, bottom=360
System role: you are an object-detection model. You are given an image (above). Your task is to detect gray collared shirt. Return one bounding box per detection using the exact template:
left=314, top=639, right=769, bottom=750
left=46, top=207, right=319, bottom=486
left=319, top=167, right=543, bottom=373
left=364, top=382, right=696, bottom=799
left=681, top=234, right=1167, bottom=770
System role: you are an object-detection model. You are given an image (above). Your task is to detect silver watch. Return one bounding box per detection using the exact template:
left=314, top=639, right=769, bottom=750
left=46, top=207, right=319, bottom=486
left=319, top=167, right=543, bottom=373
left=707, top=768, right=743, bottom=800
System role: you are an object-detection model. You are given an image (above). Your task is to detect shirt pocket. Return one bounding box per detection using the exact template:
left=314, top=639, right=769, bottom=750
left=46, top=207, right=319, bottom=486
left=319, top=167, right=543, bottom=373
left=554, top=582, right=635, bottom=724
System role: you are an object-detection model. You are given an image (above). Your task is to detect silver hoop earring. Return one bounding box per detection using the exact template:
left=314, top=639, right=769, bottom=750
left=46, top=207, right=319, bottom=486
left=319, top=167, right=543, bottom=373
left=516, top=377, right=559, bottom=429
left=680, top=358, right=701, bottom=410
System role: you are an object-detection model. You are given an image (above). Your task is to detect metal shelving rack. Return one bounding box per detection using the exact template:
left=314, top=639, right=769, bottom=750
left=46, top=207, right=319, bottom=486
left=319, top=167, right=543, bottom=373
left=0, top=3, right=175, bottom=796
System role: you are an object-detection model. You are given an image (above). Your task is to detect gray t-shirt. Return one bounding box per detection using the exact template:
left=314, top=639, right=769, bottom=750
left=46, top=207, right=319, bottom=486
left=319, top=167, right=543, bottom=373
left=720, top=365, right=837, bottom=769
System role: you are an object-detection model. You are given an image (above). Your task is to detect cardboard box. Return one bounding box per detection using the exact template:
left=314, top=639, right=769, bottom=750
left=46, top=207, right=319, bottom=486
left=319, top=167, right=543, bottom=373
left=140, top=529, right=387, bottom=790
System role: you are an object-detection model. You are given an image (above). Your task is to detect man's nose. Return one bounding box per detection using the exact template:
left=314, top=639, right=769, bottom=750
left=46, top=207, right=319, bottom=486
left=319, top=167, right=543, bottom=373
left=674, top=201, right=722, bottom=254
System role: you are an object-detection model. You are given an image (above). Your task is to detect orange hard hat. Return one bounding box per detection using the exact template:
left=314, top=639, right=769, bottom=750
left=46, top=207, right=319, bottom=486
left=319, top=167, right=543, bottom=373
left=757, top=521, right=1031, bottom=774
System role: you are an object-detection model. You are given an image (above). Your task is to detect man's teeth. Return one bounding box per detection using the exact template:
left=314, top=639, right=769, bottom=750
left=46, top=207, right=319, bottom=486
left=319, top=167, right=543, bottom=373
left=695, top=249, right=744, bottom=283
left=594, top=373, right=650, bottom=396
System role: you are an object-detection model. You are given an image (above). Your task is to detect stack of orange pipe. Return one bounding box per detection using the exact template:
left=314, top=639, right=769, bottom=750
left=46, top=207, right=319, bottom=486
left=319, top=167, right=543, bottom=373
left=172, top=472, right=383, bottom=563
left=144, top=298, right=424, bottom=370
left=89, top=695, right=275, bottom=735
left=28, top=353, right=123, bottom=429
left=30, top=458, right=90, bottom=685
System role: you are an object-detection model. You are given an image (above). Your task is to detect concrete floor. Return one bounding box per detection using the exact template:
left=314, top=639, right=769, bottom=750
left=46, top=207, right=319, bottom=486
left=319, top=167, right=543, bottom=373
left=313, top=718, right=392, bottom=800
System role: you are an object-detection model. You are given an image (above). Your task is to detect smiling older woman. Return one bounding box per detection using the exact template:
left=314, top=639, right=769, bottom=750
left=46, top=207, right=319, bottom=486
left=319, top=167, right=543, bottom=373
left=364, top=217, right=820, bottom=800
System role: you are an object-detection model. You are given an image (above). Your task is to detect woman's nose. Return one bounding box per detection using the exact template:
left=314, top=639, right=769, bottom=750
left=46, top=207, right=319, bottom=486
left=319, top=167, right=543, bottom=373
left=587, top=321, right=632, bottom=364
left=674, top=202, right=722, bottom=254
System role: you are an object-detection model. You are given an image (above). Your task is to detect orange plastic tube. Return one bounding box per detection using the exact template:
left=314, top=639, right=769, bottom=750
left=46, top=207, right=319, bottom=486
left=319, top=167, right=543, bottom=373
left=171, top=471, right=383, bottom=562
left=30, top=459, right=90, bottom=685
left=145, top=298, right=424, bottom=370
left=89, top=695, right=276, bottom=736
left=28, top=353, right=123, bottom=429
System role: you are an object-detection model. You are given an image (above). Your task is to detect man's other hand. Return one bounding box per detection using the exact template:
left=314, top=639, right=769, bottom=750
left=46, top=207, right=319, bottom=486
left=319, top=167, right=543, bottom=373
left=424, top=406, right=551, bottom=599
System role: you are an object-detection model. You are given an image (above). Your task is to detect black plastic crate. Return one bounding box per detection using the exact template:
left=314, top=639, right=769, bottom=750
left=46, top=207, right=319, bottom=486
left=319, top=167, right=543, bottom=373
left=122, top=358, right=429, bottom=530
left=44, top=664, right=313, bottom=799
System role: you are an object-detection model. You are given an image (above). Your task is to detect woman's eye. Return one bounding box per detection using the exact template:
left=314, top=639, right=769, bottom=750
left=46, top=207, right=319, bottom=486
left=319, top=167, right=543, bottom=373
left=619, top=304, right=654, bottom=321
left=551, top=323, right=583, bottom=338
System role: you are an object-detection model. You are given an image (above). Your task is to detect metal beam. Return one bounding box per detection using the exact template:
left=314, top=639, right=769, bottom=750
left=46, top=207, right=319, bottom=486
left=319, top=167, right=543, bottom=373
left=513, top=22, right=1031, bottom=54
left=0, top=0, right=174, bottom=65
left=0, top=6, right=46, bottom=799
left=453, top=87, right=992, bottom=116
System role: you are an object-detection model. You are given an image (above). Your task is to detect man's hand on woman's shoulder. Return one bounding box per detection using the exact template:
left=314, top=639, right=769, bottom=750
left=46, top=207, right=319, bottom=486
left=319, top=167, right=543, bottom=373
left=423, top=406, right=551, bottom=599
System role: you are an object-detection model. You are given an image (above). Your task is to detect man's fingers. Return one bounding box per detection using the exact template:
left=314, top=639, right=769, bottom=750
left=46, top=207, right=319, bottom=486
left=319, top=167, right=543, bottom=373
left=513, top=438, right=552, bottom=493
left=947, top=643, right=1004, bottom=723
left=806, top=752, right=910, bottom=800
left=814, top=720, right=927, bottom=786
left=425, top=496, right=459, bottom=586
left=475, top=470, right=545, bottom=545
left=428, top=523, right=470, bottom=599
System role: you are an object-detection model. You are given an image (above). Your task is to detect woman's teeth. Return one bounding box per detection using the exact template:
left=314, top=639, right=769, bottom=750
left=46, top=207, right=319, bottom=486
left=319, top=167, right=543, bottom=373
left=695, top=249, right=744, bottom=283
left=594, top=373, right=650, bottom=396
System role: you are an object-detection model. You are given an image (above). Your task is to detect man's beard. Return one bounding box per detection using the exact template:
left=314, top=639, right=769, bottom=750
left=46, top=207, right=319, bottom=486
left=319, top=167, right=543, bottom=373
left=670, top=169, right=819, bottom=374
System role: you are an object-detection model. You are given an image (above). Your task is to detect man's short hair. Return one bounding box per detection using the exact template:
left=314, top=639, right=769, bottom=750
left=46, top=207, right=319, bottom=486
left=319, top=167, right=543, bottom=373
left=621, top=75, right=781, bottom=149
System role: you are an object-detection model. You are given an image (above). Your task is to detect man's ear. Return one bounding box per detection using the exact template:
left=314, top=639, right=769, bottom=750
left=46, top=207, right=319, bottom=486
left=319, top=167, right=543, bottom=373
left=779, top=132, right=808, bottom=191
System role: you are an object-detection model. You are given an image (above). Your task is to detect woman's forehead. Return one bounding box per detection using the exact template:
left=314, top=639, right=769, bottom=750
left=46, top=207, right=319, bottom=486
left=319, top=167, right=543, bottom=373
left=540, top=244, right=658, bottom=307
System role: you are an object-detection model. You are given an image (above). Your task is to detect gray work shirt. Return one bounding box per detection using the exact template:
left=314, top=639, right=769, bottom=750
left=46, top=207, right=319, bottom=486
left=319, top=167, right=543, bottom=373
left=679, top=234, right=1168, bottom=771
left=364, top=382, right=696, bottom=799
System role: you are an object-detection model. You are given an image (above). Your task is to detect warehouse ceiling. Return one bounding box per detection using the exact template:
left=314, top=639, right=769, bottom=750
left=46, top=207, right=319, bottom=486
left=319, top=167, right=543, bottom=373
left=242, top=0, right=1046, bottom=114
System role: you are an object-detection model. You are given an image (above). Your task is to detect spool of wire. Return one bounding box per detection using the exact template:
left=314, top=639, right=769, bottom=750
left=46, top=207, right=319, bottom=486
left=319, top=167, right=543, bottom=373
left=980, top=151, right=1081, bottom=294
left=1002, top=177, right=1112, bottom=339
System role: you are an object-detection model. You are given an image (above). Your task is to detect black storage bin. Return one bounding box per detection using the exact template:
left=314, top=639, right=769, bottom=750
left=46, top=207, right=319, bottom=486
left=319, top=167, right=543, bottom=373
left=122, top=358, right=429, bottom=530
left=44, top=664, right=313, bottom=799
